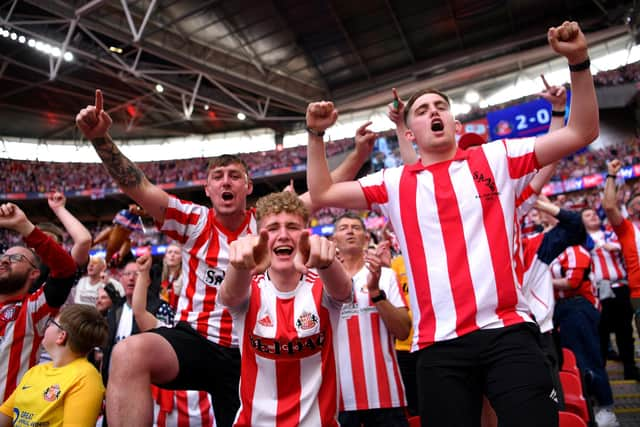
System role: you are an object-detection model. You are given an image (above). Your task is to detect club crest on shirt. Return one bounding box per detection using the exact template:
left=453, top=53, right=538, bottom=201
left=0, top=303, right=21, bottom=322
left=472, top=170, right=500, bottom=199
left=43, top=384, right=61, bottom=402
left=295, top=311, right=318, bottom=331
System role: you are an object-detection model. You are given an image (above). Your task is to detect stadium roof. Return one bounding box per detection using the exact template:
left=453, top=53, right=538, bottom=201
left=0, top=0, right=635, bottom=140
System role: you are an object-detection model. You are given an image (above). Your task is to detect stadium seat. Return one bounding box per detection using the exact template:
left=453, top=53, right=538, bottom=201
left=559, top=410, right=587, bottom=427
left=407, top=415, right=421, bottom=427
left=561, top=348, right=580, bottom=377
left=560, top=371, right=589, bottom=422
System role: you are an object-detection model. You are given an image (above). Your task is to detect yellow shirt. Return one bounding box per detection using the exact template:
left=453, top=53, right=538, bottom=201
left=392, top=255, right=414, bottom=352
left=0, top=358, right=104, bottom=427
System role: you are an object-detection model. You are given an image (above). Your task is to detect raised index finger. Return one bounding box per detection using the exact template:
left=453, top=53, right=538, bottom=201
left=95, top=89, right=103, bottom=113
left=540, top=74, right=550, bottom=90
left=357, top=121, right=373, bottom=134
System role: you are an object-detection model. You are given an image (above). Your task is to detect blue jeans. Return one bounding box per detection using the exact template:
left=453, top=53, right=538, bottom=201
left=554, top=296, right=614, bottom=406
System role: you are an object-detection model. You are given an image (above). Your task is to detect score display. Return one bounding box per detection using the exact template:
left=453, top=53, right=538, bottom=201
left=486, top=91, right=570, bottom=141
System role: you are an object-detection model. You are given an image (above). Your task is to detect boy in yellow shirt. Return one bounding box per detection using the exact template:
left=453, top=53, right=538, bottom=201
left=0, top=304, right=108, bottom=426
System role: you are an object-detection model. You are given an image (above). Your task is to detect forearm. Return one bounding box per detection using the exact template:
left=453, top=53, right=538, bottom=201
left=52, top=207, right=92, bottom=265
left=306, top=134, right=335, bottom=204
left=548, top=114, right=565, bottom=133
left=552, top=277, right=571, bottom=290
left=219, top=266, right=252, bottom=307
left=529, top=162, right=558, bottom=194
left=0, top=413, right=11, bottom=427
left=91, top=134, right=147, bottom=189
left=91, top=135, right=168, bottom=221
left=25, top=227, right=75, bottom=277
left=535, top=199, right=560, bottom=217
left=602, top=176, right=624, bottom=227
left=396, top=126, right=418, bottom=165
left=375, top=303, right=411, bottom=340
left=566, top=63, right=598, bottom=143
left=132, top=274, right=157, bottom=330
left=318, top=261, right=352, bottom=302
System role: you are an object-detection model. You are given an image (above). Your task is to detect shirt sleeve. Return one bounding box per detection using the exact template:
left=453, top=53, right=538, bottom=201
left=62, top=367, right=105, bottom=425
left=501, top=137, right=539, bottom=200
left=358, top=169, right=389, bottom=210
left=157, top=196, right=208, bottom=246
left=0, top=387, right=15, bottom=418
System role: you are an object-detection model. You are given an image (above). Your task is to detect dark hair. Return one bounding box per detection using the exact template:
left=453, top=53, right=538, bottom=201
left=333, top=211, right=366, bottom=231
left=403, top=88, right=452, bottom=126
left=207, top=154, right=250, bottom=178
left=627, top=193, right=640, bottom=209
left=37, top=223, right=65, bottom=244
left=102, top=282, right=120, bottom=303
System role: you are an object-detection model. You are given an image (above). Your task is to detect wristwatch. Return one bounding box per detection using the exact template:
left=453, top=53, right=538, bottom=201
left=371, top=289, right=387, bottom=303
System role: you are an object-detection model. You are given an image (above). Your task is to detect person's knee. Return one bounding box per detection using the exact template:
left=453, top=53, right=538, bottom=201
left=110, top=335, right=157, bottom=377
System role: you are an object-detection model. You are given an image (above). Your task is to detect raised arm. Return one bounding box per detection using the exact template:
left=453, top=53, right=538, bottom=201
left=534, top=22, right=599, bottom=166
left=76, top=90, right=170, bottom=222
left=602, top=159, right=624, bottom=227
left=132, top=254, right=164, bottom=331
left=529, top=82, right=567, bottom=192
left=364, top=247, right=411, bottom=340
left=219, top=230, right=270, bottom=307
left=47, top=191, right=92, bottom=266
left=298, top=120, right=374, bottom=212
left=306, top=102, right=369, bottom=210
left=388, top=88, right=418, bottom=165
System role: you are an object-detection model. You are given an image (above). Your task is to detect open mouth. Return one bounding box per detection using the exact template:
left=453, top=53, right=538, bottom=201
left=274, top=246, right=293, bottom=256
left=221, top=191, right=234, bottom=201
left=431, top=119, right=444, bottom=132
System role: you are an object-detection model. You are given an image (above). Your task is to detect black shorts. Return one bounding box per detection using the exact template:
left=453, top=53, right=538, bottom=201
left=150, top=321, right=241, bottom=427
left=150, top=321, right=240, bottom=393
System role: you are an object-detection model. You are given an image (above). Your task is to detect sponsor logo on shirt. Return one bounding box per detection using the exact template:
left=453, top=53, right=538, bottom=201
left=295, top=311, right=318, bottom=331
left=249, top=332, right=325, bottom=360
left=204, top=268, right=225, bottom=287
left=257, top=315, right=273, bottom=327
left=43, top=384, right=61, bottom=402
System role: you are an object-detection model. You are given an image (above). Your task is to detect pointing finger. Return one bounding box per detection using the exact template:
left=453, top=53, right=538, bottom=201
left=95, top=89, right=103, bottom=113
left=540, top=74, right=550, bottom=90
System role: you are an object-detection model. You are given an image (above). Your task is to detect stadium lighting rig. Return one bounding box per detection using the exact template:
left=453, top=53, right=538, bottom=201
left=0, top=26, right=73, bottom=62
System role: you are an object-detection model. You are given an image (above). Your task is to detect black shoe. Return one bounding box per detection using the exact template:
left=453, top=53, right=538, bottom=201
left=623, top=367, right=640, bottom=381
left=607, top=350, right=621, bottom=361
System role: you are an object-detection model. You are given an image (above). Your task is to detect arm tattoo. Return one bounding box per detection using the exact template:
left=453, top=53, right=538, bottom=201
left=92, top=135, right=146, bottom=188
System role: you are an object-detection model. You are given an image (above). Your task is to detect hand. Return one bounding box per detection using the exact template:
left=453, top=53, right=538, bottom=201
left=364, top=251, right=382, bottom=293
left=374, top=240, right=391, bottom=268
left=47, top=191, right=66, bottom=211
left=538, top=76, right=567, bottom=111
left=229, top=230, right=270, bottom=274
left=294, top=232, right=336, bottom=274
left=547, top=21, right=588, bottom=64
left=306, top=101, right=338, bottom=133
left=76, top=89, right=113, bottom=140
left=136, top=253, right=152, bottom=274
left=282, top=178, right=296, bottom=195
left=0, top=203, right=33, bottom=235
left=354, top=121, right=377, bottom=159
left=607, top=159, right=622, bottom=176
left=387, top=88, right=406, bottom=129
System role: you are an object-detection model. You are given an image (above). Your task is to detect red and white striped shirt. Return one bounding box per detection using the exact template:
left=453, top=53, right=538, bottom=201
left=359, top=139, right=538, bottom=350
left=0, top=228, right=76, bottom=401
left=337, top=266, right=406, bottom=411
left=611, top=219, right=640, bottom=297
left=550, top=245, right=597, bottom=306
left=160, top=197, right=256, bottom=347
left=230, top=271, right=342, bottom=427
left=153, top=389, right=215, bottom=427
left=588, top=229, right=626, bottom=283
left=521, top=233, right=555, bottom=333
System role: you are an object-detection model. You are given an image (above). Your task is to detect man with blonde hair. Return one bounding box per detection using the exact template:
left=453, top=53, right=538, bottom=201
left=219, top=192, right=352, bottom=426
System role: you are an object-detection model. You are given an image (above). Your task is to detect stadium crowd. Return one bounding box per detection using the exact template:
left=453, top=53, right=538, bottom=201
left=2, top=21, right=640, bottom=427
